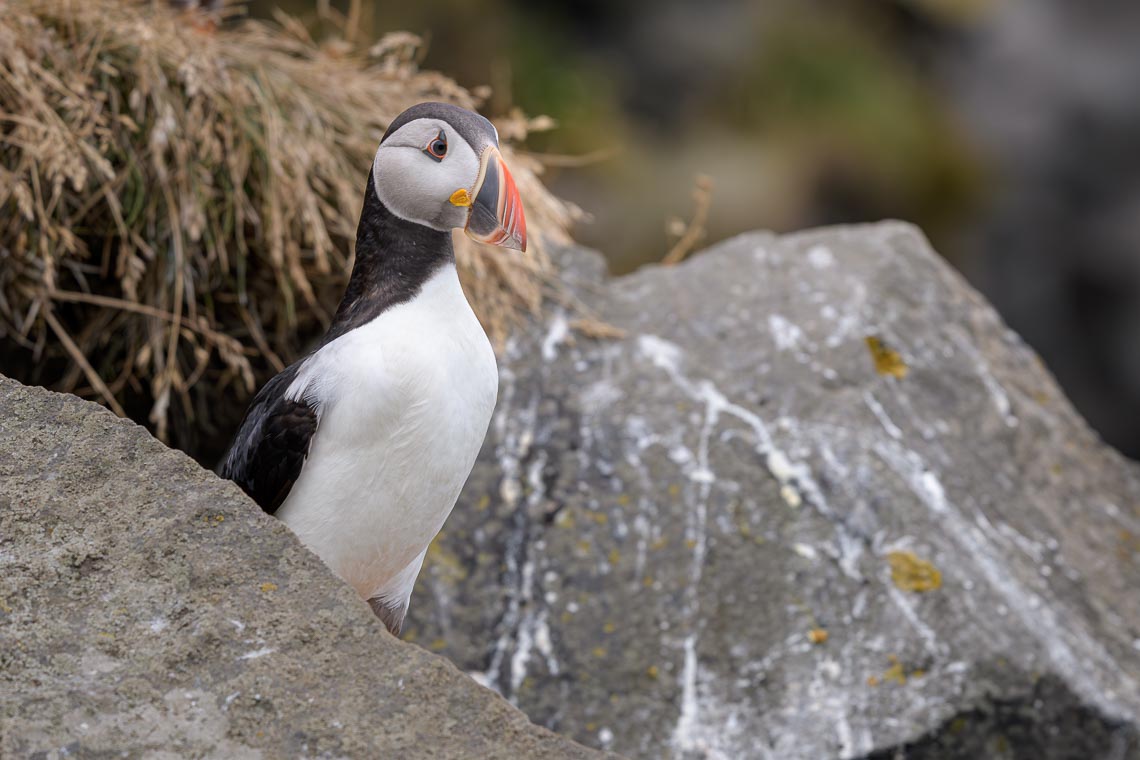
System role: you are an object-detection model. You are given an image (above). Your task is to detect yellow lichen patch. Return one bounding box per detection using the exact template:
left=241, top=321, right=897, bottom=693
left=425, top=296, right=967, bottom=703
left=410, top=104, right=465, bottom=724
left=642, top=576, right=655, bottom=588
left=871, top=654, right=924, bottom=687
left=887, top=551, right=942, bottom=592
left=883, top=659, right=907, bottom=685
left=808, top=628, right=829, bottom=645
left=617, top=494, right=631, bottom=507
left=428, top=638, right=447, bottom=651
left=1115, top=530, right=1140, bottom=564
left=0, top=599, right=12, bottom=613
left=865, top=336, right=909, bottom=379
left=646, top=665, right=659, bottom=679
left=590, top=512, right=609, bottom=525
left=475, top=494, right=491, bottom=512
left=684, top=538, right=697, bottom=550
left=592, top=646, right=607, bottom=658
left=603, top=622, right=616, bottom=634
left=259, top=582, right=278, bottom=593
left=650, top=537, right=669, bottom=551
left=668, top=484, right=681, bottom=498
left=608, top=548, right=621, bottom=566
left=576, top=540, right=592, bottom=553
left=214, top=514, right=225, bottom=523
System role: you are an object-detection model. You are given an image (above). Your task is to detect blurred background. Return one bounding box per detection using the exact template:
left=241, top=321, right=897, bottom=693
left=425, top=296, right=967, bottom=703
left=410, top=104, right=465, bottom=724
left=4, top=0, right=1137, bottom=460
left=247, top=0, right=1140, bottom=458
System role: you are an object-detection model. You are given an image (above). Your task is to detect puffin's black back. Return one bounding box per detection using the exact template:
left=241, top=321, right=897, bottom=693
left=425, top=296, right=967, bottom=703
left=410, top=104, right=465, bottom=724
left=217, top=363, right=316, bottom=513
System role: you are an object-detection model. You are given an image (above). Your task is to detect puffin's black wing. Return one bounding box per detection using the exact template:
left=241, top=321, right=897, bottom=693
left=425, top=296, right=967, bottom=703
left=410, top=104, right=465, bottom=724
left=218, top=363, right=318, bottom=515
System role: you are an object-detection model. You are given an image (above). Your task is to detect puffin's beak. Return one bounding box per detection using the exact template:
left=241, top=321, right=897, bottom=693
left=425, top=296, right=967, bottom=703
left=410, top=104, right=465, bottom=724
left=463, top=147, right=527, bottom=252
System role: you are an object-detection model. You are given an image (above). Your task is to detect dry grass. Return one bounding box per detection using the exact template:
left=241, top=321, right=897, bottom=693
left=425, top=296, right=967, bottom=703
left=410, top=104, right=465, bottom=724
left=662, top=175, right=713, bottom=266
left=0, top=0, right=580, bottom=458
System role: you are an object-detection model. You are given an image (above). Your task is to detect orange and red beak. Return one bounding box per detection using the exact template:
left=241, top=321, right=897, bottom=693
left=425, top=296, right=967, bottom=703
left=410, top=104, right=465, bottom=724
left=463, top=147, right=527, bottom=251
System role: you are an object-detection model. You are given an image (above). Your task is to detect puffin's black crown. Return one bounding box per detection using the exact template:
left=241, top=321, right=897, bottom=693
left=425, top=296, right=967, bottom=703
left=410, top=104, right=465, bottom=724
left=382, top=102, right=499, bottom=152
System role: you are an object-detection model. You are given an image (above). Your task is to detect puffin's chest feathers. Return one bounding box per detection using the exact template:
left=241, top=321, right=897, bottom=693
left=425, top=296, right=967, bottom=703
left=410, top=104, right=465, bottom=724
left=275, top=264, right=497, bottom=598
left=292, top=264, right=498, bottom=442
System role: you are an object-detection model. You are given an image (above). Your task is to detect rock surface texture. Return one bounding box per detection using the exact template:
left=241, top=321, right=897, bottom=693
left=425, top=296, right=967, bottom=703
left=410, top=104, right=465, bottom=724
left=0, top=378, right=601, bottom=758
left=405, top=222, right=1140, bottom=759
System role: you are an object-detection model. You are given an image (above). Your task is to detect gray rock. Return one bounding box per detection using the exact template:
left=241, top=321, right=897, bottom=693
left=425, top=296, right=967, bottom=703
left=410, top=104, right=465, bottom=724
left=405, top=222, right=1140, bottom=758
left=0, top=377, right=601, bottom=759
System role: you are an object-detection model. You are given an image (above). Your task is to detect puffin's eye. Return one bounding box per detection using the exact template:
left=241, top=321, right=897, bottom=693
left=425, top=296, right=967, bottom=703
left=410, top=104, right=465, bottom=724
left=424, top=130, right=448, bottom=162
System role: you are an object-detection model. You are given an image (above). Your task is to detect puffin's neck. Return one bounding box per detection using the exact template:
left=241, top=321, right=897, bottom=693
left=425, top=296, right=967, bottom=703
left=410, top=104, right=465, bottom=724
left=323, top=172, right=455, bottom=345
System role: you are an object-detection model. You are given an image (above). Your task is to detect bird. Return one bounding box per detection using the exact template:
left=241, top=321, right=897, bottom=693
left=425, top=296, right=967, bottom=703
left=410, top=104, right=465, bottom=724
left=219, top=102, right=526, bottom=635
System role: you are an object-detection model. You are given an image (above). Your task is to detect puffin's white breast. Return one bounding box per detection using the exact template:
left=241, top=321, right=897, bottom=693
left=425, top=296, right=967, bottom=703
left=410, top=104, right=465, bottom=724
left=275, top=263, right=497, bottom=600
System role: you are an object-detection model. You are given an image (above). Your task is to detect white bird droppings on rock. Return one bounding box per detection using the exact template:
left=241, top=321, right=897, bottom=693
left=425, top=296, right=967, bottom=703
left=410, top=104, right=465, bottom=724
left=793, top=543, right=818, bottom=560
left=768, top=314, right=805, bottom=351
left=807, top=244, right=835, bottom=270
left=541, top=313, right=570, bottom=362
left=237, top=647, right=276, bottom=661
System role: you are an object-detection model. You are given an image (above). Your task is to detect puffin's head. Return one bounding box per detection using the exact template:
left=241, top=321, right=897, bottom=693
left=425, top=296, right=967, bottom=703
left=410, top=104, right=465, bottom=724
left=371, top=102, right=527, bottom=251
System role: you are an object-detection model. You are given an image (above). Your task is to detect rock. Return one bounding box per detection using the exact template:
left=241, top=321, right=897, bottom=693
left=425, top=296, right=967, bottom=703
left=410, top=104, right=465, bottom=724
left=0, top=378, right=602, bottom=758
left=405, top=222, right=1140, bottom=758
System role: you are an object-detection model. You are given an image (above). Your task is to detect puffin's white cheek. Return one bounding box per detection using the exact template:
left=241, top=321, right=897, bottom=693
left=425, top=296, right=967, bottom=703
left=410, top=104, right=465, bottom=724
left=373, top=153, right=462, bottom=230
left=372, top=150, right=441, bottom=228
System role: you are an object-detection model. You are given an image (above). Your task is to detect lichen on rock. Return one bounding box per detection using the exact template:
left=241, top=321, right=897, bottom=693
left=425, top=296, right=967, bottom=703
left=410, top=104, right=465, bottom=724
left=887, top=551, right=943, bottom=593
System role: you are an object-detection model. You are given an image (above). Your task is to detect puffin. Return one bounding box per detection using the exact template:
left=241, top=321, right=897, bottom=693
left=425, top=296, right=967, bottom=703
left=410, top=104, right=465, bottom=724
left=219, top=102, right=526, bottom=635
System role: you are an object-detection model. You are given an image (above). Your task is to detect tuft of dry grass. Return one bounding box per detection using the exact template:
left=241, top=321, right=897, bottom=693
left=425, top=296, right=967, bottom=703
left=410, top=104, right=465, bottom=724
left=662, top=175, right=713, bottom=266
left=0, top=0, right=580, bottom=458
